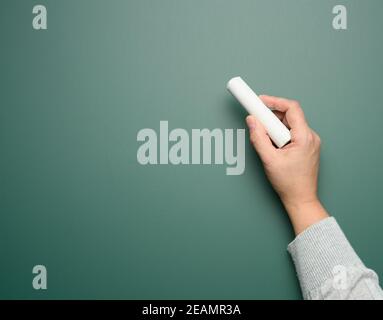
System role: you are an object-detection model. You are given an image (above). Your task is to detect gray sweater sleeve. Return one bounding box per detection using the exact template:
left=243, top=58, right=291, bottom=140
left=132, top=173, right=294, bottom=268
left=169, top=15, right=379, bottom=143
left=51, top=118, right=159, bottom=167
left=287, top=217, right=383, bottom=300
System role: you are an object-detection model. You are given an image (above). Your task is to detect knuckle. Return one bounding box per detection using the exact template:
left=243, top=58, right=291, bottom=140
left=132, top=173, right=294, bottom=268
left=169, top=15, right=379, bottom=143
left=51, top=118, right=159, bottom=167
left=307, top=132, right=314, bottom=143
left=316, top=135, right=322, bottom=145
left=312, top=131, right=322, bottom=145
left=291, top=100, right=301, bottom=109
left=289, top=100, right=305, bottom=118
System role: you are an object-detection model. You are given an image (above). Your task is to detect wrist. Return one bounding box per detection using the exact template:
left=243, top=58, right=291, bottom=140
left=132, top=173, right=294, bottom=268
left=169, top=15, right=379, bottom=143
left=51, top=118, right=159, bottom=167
left=281, top=195, right=320, bottom=212
left=281, top=197, right=329, bottom=235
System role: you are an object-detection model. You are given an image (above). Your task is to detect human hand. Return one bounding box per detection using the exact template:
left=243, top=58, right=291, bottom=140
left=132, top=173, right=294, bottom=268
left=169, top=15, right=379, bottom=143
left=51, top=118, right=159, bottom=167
left=246, top=95, right=327, bottom=234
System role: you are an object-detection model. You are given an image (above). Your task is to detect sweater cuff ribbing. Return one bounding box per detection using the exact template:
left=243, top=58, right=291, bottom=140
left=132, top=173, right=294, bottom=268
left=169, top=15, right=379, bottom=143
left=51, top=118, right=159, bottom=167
left=287, top=217, right=363, bottom=299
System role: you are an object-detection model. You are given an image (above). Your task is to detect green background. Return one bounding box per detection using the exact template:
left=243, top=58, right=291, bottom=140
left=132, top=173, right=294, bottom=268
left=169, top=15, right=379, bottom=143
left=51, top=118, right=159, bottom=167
left=1, top=0, right=382, bottom=299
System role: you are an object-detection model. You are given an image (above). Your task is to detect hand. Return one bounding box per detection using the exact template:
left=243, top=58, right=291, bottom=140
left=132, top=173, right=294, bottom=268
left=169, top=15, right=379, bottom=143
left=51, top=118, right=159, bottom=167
left=246, top=95, right=328, bottom=234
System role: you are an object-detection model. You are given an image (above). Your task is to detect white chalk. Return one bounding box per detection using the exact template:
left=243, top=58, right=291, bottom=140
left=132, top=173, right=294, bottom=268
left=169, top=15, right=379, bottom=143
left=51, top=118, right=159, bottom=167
left=227, top=76, right=291, bottom=148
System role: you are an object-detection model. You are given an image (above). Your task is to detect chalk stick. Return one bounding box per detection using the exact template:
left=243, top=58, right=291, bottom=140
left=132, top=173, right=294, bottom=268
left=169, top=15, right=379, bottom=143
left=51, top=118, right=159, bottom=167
left=227, top=76, right=291, bottom=148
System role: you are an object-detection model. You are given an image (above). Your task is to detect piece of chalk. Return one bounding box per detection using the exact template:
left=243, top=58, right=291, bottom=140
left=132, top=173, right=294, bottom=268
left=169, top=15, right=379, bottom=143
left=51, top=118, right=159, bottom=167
left=227, top=76, right=291, bottom=148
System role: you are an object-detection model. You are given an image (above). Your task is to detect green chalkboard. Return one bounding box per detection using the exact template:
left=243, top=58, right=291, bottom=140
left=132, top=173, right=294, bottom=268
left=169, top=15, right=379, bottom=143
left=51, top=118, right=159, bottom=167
left=1, top=0, right=382, bottom=299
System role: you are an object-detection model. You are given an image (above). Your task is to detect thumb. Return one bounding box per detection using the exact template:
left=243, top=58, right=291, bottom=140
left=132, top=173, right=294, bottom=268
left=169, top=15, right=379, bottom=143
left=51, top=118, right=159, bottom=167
left=246, top=115, right=276, bottom=163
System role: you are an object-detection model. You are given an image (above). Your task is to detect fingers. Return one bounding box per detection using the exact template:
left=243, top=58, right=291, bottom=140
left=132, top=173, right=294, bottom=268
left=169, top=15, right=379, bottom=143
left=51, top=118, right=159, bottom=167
left=259, top=95, right=307, bottom=127
left=246, top=115, right=276, bottom=163
left=272, top=110, right=289, bottom=127
left=259, top=95, right=309, bottom=143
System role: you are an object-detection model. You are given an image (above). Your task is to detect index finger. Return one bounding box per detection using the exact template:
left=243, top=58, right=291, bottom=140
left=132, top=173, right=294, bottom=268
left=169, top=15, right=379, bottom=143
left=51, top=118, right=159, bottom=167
left=259, top=95, right=309, bottom=142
